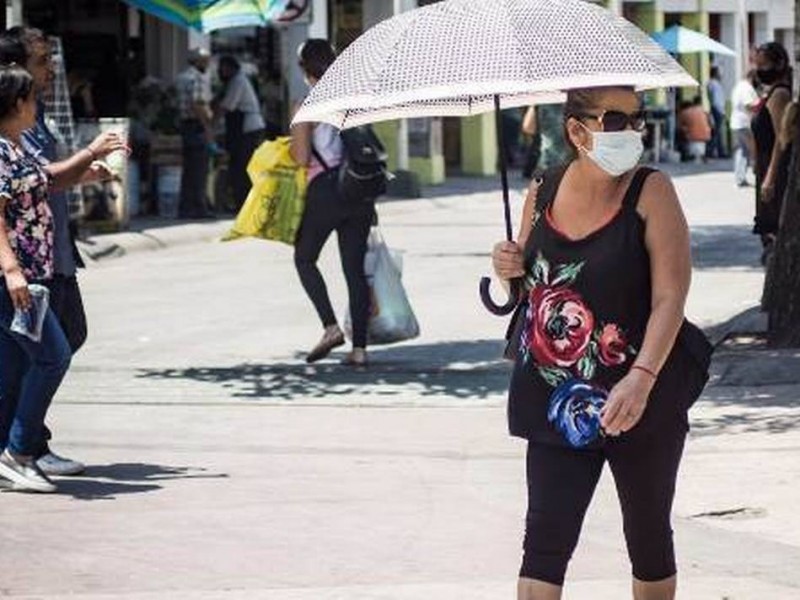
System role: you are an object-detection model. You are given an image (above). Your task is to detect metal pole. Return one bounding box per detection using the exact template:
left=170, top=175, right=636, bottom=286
left=394, top=0, right=410, bottom=171
left=493, top=95, right=513, bottom=242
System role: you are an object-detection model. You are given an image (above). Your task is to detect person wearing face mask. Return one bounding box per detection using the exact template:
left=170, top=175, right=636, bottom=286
left=491, top=86, right=709, bottom=600
left=289, top=39, right=375, bottom=367
left=751, top=41, right=793, bottom=258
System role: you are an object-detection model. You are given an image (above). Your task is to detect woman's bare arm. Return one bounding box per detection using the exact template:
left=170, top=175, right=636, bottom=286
left=635, top=171, right=692, bottom=374
left=289, top=101, right=313, bottom=166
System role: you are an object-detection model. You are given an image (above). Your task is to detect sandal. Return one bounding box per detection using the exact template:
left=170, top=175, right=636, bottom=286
left=306, top=329, right=345, bottom=363
left=341, top=349, right=368, bottom=367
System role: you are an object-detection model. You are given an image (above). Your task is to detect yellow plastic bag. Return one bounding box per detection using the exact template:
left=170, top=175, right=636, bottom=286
left=222, top=137, right=307, bottom=245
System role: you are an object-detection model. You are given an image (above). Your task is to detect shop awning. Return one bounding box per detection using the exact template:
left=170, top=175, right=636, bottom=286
left=122, top=0, right=291, bottom=33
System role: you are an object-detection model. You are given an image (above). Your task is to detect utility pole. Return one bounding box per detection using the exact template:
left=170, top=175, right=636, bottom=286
left=393, top=0, right=410, bottom=172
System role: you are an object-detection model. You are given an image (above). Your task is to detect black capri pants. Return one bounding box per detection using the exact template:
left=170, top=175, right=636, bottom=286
left=520, top=428, right=686, bottom=586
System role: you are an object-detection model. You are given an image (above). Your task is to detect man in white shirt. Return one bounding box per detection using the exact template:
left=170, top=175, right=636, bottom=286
left=729, top=71, right=760, bottom=186
left=706, top=65, right=727, bottom=158
left=217, top=55, right=266, bottom=211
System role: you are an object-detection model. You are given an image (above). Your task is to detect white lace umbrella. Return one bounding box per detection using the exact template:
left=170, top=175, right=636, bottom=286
left=293, top=0, right=697, bottom=314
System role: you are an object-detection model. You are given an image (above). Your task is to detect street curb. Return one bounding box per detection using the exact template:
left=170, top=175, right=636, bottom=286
left=77, top=218, right=234, bottom=263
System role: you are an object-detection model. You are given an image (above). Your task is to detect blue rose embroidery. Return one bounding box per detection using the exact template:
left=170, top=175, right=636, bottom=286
left=547, top=378, right=608, bottom=447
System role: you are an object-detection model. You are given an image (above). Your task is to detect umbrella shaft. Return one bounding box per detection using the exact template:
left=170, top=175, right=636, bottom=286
left=494, top=95, right=513, bottom=242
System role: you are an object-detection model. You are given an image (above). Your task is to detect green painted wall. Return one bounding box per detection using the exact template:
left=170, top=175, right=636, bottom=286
left=461, top=113, right=497, bottom=176
left=373, top=120, right=444, bottom=185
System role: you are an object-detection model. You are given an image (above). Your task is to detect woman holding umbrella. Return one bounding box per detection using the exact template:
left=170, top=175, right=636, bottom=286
left=493, top=85, right=703, bottom=600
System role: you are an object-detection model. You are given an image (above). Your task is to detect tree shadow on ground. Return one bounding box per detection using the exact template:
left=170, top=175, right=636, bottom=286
left=56, top=463, right=228, bottom=501
left=691, top=225, right=762, bottom=270
left=137, top=339, right=511, bottom=402
left=693, top=335, right=800, bottom=435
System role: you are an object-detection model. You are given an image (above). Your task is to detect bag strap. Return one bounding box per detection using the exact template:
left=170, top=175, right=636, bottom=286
left=311, top=142, right=331, bottom=171
left=622, top=166, right=657, bottom=210
left=534, top=162, right=570, bottom=214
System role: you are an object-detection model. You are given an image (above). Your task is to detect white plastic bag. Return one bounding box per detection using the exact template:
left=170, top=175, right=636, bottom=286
left=344, top=228, right=420, bottom=345
left=10, top=284, right=49, bottom=342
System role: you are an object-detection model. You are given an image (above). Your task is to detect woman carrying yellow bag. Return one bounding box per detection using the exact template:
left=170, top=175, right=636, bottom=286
left=222, top=137, right=307, bottom=246
left=290, top=39, right=376, bottom=367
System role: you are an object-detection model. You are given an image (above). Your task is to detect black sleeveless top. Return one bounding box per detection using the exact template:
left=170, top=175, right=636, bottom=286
left=752, top=84, right=790, bottom=185
left=751, top=84, right=791, bottom=235
left=507, top=165, right=708, bottom=447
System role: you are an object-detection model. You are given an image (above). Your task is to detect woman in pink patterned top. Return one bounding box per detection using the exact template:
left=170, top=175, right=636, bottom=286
left=0, top=65, right=71, bottom=493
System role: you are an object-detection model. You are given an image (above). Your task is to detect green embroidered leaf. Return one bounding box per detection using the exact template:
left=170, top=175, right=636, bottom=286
left=532, top=253, right=550, bottom=285
left=538, top=366, right=570, bottom=387
left=577, top=354, right=596, bottom=380
left=627, top=345, right=638, bottom=356
left=551, top=261, right=585, bottom=286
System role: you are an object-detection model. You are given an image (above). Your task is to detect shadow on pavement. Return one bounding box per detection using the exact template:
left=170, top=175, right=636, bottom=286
left=55, top=463, right=228, bottom=501
left=691, top=384, right=800, bottom=436
left=138, top=339, right=511, bottom=402
left=691, top=225, right=762, bottom=270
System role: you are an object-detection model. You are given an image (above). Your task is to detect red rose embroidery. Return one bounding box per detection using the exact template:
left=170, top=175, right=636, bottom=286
left=527, top=286, right=595, bottom=368
left=598, top=323, right=628, bottom=367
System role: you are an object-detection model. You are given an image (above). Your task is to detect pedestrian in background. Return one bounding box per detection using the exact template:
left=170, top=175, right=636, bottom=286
left=0, top=65, right=71, bottom=493
left=751, top=41, right=792, bottom=257
left=729, top=70, right=759, bottom=187
left=0, top=26, right=127, bottom=478
left=175, top=48, right=214, bottom=219
left=520, top=105, right=541, bottom=179
left=706, top=65, right=727, bottom=158
left=492, top=86, right=706, bottom=600
left=216, top=55, right=266, bottom=212
left=677, top=96, right=711, bottom=163
left=290, top=39, right=374, bottom=367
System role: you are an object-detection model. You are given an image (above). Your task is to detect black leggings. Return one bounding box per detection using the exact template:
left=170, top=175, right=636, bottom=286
left=294, top=171, right=373, bottom=348
left=520, top=430, right=686, bottom=586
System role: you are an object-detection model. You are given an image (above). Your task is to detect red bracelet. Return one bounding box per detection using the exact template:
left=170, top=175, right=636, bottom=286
left=631, top=364, right=658, bottom=380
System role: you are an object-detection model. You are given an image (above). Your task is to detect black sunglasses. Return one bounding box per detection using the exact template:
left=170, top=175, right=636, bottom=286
left=575, top=110, right=646, bottom=132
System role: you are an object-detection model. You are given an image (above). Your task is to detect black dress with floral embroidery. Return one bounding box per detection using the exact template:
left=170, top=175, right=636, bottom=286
left=507, top=166, right=706, bottom=448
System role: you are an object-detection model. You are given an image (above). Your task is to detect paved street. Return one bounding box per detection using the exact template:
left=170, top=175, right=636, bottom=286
left=1, top=163, right=799, bottom=599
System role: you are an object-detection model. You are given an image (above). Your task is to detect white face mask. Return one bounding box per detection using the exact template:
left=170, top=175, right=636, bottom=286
left=581, top=129, right=644, bottom=177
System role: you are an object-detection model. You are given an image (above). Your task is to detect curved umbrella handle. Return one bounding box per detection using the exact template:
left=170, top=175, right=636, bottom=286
left=479, top=276, right=520, bottom=316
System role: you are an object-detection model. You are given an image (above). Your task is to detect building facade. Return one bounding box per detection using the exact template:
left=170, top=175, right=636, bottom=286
left=5, top=0, right=796, bottom=182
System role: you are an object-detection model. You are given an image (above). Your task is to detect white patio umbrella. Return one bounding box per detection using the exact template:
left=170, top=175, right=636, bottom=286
left=651, top=25, right=737, bottom=57
left=293, top=0, right=697, bottom=315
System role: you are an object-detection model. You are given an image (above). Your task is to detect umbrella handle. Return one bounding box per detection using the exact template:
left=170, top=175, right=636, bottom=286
left=479, top=276, right=520, bottom=316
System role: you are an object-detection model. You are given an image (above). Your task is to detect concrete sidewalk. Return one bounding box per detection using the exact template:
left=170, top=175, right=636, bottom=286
left=9, top=159, right=795, bottom=599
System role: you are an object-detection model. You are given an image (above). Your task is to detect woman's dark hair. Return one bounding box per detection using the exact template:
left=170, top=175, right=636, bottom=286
left=757, top=41, right=792, bottom=82
left=0, top=64, right=34, bottom=120
left=298, top=39, right=336, bottom=80
left=0, top=26, right=45, bottom=67
left=219, top=54, right=241, bottom=74
left=562, top=86, right=637, bottom=154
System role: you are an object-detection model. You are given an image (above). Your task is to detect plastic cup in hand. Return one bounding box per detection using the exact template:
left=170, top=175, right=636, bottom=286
left=104, top=149, right=127, bottom=175
left=10, top=283, right=50, bottom=342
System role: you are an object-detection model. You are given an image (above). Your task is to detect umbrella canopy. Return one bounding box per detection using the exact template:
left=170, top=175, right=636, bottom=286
left=122, top=0, right=290, bottom=33
left=651, top=25, right=736, bottom=56
left=292, top=0, right=697, bottom=315
left=292, top=0, right=696, bottom=129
